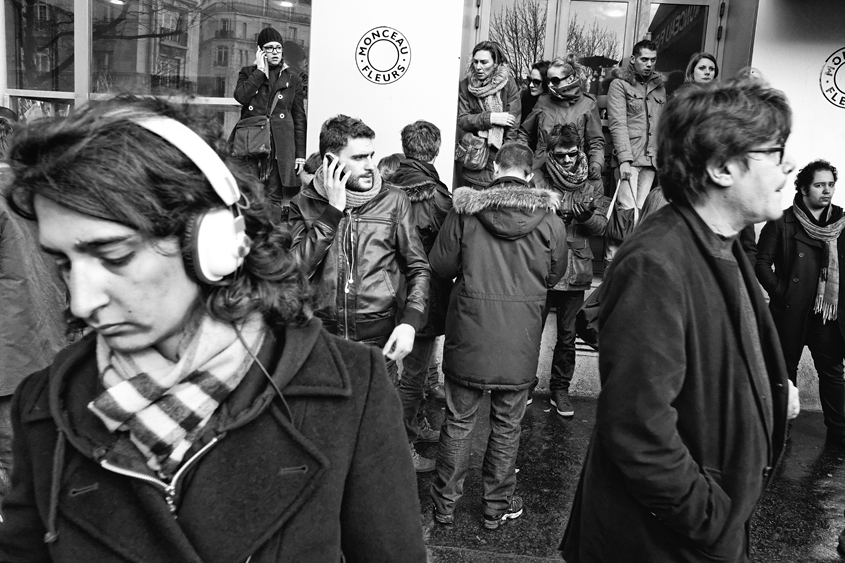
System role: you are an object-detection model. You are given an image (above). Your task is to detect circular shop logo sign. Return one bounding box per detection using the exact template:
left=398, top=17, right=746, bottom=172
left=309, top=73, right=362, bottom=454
left=355, top=27, right=411, bottom=85
left=820, top=47, right=845, bottom=108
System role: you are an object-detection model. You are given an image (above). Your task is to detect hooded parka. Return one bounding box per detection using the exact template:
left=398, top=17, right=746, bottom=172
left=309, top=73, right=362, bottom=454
left=429, top=178, right=567, bottom=390
left=0, top=318, right=427, bottom=563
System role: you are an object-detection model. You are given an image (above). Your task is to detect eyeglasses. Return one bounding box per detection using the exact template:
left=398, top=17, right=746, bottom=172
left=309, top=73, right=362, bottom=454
left=547, top=75, right=577, bottom=87
left=529, top=78, right=543, bottom=86
left=553, top=150, right=579, bottom=160
left=747, top=146, right=785, bottom=165
left=262, top=45, right=283, bottom=53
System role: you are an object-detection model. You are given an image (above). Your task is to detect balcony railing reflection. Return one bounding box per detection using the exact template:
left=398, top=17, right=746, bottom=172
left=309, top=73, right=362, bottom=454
left=201, top=0, right=310, bottom=24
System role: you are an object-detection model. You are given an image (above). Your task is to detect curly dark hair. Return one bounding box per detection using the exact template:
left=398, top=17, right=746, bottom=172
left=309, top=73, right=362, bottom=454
left=6, top=95, right=312, bottom=331
left=794, top=159, right=838, bottom=194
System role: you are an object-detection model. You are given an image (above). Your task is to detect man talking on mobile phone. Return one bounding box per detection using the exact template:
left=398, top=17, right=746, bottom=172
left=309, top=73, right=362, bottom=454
left=288, top=115, right=430, bottom=386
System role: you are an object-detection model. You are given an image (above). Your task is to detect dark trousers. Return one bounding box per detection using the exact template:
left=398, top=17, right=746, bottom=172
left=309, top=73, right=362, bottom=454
left=398, top=335, right=437, bottom=443
left=431, top=380, right=528, bottom=518
left=542, top=290, right=585, bottom=392
left=0, top=395, right=13, bottom=499
left=803, top=314, right=845, bottom=435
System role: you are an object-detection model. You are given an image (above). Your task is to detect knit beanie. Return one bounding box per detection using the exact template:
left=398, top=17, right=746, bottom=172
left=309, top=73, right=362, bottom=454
left=257, top=27, right=283, bottom=47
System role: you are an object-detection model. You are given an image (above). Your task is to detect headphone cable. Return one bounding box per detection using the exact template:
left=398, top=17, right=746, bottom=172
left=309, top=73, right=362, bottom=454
left=235, top=324, right=294, bottom=423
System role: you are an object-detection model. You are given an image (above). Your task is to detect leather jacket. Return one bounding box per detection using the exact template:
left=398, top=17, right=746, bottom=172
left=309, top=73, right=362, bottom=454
left=289, top=183, right=430, bottom=342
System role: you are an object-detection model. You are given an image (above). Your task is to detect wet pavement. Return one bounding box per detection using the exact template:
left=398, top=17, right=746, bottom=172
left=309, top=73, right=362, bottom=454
left=415, top=387, right=845, bottom=562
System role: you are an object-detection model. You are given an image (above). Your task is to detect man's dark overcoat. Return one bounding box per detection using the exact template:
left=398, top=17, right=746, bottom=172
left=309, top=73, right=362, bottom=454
left=0, top=318, right=426, bottom=563
left=755, top=204, right=845, bottom=376
left=561, top=204, right=789, bottom=562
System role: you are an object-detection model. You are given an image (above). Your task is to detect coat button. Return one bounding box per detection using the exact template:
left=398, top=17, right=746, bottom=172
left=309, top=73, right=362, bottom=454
left=798, top=252, right=804, bottom=258
left=792, top=277, right=799, bottom=282
left=762, top=466, right=772, bottom=479
left=278, top=94, right=283, bottom=99
left=248, top=105, right=253, bottom=111
left=279, top=113, right=285, bottom=118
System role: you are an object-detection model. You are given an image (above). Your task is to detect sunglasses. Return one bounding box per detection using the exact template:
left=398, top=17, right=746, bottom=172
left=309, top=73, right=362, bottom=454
left=553, top=150, right=579, bottom=160
left=262, top=45, right=283, bottom=53
left=529, top=78, right=543, bottom=86
left=547, top=75, right=577, bottom=87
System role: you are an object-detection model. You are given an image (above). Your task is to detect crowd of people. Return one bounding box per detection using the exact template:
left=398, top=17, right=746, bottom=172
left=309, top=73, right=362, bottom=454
left=0, top=25, right=841, bottom=563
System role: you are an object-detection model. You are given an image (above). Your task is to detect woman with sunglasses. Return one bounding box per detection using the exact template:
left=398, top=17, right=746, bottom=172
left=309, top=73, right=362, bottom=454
left=521, top=61, right=550, bottom=125
left=234, top=27, right=306, bottom=222
left=456, top=41, right=521, bottom=189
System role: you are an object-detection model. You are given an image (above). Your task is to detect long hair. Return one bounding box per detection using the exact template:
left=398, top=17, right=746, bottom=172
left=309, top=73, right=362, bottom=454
left=6, top=95, right=312, bottom=331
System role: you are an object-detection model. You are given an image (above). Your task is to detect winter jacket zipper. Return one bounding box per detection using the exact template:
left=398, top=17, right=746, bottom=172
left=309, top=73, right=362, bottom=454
left=99, top=436, right=220, bottom=515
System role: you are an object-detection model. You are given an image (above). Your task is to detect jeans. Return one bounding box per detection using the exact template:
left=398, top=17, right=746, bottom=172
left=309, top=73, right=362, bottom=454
left=0, top=396, right=13, bottom=500
left=398, top=335, right=438, bottom=442
left=804, top=314, right=845, bottom=434
left=616, top=165, right=656, bottom=210
left=431, top=380, right=528, bottom=518
left=359, top=336, right=399, bottom=387
left=542, top=290, right=585, bottom=392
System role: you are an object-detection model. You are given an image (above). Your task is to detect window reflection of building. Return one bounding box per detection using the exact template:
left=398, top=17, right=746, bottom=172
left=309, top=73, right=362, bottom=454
left=6, top=0, right=75, bottom=91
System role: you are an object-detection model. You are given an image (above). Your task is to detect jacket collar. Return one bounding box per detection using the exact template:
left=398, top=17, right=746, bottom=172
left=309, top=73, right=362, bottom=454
left=391, top=159, right=449, bottom=202
left=615, top=64, right=665, bottom=89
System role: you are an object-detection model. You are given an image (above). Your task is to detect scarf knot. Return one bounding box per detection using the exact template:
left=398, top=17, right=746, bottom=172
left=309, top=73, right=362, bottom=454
left=313, top=167, right=383, bottom=210
left=467, top=64, right=512, bottom=149
left=793, top=196, right=845, bottom=322
left=88, top=313, right=266, bottom=477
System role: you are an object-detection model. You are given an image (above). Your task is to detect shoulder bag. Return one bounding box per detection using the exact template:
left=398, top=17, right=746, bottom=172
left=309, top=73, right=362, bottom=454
left=605, top=179, right=641, bottom=243
left=231, top=88, right=280, bottom=158
left=455, top=132, right=489, bottom=171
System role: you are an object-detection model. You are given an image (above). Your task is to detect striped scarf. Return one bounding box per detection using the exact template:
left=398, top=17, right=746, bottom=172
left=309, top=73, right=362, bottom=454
left=793, top=200, right=845, bottom=322
left=88, top=312, right=266, bottom=476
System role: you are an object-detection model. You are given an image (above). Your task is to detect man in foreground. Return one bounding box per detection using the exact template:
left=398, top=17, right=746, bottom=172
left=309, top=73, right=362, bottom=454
left=561, top=80, right=800, bottom=562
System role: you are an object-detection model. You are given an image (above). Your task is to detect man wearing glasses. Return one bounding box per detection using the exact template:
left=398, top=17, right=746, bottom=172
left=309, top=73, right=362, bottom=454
left=519, top=56, right=604, bottom=179
left=561, top=80, right=800, bottom=562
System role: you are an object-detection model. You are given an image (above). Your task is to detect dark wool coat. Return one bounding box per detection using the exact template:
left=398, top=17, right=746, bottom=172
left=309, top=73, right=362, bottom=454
left=390, top=158, right=453, bottom=337
left=430, top=178, right=567, bottom=390
left=288, top=184, right=430, bottom=342
left=606, top=65, right=666, bottom=168
left=234, top=65, right=306, bottom=187
left=456, top=75, right=521, bottom=188
left=755, top=204, right=845, bottom=376
left=561, top=204, right=789, bottom=563
left=0, top=319, right=427, bottom=563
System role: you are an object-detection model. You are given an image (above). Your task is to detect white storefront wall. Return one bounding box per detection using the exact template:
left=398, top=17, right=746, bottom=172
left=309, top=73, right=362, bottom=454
left=306, top=2, right=464, bottom=187
left=752, top=0, right=845, bottom=208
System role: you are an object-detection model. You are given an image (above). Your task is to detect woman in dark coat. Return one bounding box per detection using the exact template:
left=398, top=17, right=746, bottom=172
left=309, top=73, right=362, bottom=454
left=0, top=97, right=426, bottom=563
left=456, top=41, right=521, bottom=188
left=234, top=27, right=306, bottom=217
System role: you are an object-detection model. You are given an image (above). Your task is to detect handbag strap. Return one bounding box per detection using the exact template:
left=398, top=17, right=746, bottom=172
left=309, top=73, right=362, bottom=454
left=606, top=179, right=642, bottom=224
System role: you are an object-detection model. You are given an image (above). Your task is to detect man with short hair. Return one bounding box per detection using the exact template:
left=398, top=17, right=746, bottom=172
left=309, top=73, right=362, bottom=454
left=429, top=142, right=567, bottom=529
left=519, top=56, right=604, bottom=179
left=390, top=120, right=453, bottom=472
left=606, top=39, right=665, bottom=258
left=561, top=81, right=800, bottom=561
left=535, top=123, right=607, bottom=417
left=756, top=159, right=845, bottom=444
left=288, top=115, right=430, bottom=381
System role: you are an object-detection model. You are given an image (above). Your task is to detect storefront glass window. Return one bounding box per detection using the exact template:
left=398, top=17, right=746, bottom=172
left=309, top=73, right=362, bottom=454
left=488, top=0, right=551, bottom=81
left=648, top=3, right=708, bottom=95
left=5, top=0, right=75, bottom=91
left=567, top=1, right=629, bottom=95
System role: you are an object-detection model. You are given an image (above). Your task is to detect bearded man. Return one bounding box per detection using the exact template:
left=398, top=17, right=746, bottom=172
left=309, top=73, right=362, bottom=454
left=288, top=115, right=430, bottom=384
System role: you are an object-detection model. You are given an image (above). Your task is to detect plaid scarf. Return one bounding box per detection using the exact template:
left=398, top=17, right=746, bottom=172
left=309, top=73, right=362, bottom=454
left=467, top=64, right=511, bottom=149
left=89, top=312, right=266, bottom=476
left=312, top=166, right=382, bottom=210
left=793, top=197, right=845, bottom=322
left=545, top=150, right=588, bottom=192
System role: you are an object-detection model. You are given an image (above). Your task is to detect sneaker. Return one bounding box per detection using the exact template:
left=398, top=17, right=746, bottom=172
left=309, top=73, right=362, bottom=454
left=483, top=496, right=524, bottom=529
left=426, top=383, right=446, bottom=402
left=550, top=389, right=575, bottom=417
left=410, top=444, right=436, bottom=473
left=417, top=417, right=441, bottom=443
left=434, top=509, right=454, bottom=525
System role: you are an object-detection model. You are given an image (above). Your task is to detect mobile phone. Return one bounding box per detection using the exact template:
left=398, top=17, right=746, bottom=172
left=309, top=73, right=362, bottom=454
left=325, top=152, right=339, bottom=164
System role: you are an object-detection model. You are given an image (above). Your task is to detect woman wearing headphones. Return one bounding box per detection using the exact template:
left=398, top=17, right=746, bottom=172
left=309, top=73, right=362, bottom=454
left=0, top=97, right=426, bottom=563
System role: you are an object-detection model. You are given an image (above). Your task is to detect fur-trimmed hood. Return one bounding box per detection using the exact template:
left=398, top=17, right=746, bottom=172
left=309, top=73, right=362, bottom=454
left=614, top=63, right=665, bottom=88
left=453, top=178, right=560, bottom=240
left=390, top=158, right=450, bottom=203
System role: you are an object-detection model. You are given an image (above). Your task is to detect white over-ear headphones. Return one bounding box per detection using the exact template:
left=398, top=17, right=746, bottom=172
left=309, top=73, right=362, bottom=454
left=129, top=116, right=251, bottom=285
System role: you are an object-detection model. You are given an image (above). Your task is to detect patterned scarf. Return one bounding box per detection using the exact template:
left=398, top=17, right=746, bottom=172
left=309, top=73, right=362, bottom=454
left=89, top=312, right=266, bottom=476
left=545, top=150, right=589, bottom=192
left=313, top=166, right=383, bottom=210
left=793, top=196, right=845, bottom=322
left=468, top=64, right=511, bottom=149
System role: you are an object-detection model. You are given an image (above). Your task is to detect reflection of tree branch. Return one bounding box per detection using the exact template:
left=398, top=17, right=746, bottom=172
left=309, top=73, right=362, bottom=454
left=490, top=0, right=546, bottom=78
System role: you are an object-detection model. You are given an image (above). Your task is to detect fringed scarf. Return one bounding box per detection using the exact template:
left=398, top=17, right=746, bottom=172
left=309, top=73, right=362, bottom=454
left=313, top=166, right=383, bottom=210
left=468, top=64, right=511, bottom=150
left=545, top=150, right=589, bottom=192
left=88, top=312, right=266, bottom=477
left=793, top=196, right=845, bottom=322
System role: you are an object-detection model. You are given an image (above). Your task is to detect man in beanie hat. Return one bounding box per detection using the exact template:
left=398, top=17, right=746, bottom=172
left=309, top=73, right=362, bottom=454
left=234, top=26, right=306, bottom=222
